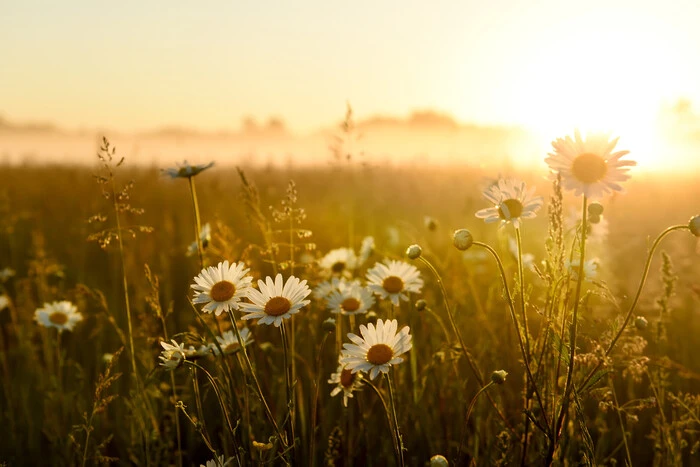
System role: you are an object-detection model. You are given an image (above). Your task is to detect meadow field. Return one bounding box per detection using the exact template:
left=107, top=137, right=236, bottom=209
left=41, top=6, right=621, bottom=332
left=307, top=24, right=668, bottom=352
left=1, top=146, right=699, bottom=466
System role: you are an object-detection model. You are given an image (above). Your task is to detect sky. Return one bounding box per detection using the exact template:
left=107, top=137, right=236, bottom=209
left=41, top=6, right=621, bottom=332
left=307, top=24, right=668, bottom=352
left=2, top=1, right=700, bottom=144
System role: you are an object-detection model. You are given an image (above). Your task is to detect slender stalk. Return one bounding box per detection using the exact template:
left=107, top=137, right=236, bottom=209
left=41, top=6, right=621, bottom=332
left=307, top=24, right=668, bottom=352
left=187, top=176, right=204, bottom=270
left=609, top=375, right=633, bottom=467
left=365, top=379, right=401, bottom=465
left=281, top=322, right=298, bottom=465
left=554, top=196, right=588, bottom=443
left=226, top=312, right=288, bottom=450
left=579, top=224, right=690, bottom=391
left=386, top=373, right=405, bottom=467
left=418, top=255, right=513, bottom=431
left=473, top=242, right=550, bottom=433
left=310, top=333, right=331, bottom=467
left=514, top=227, right=531, bottom=355
left=458, top=382, right=495, bottom=464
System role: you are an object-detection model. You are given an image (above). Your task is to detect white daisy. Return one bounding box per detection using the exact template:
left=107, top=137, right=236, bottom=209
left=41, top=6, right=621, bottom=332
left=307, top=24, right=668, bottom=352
left=34, top=301, right=83, bottom=333
left=163, top=160, right=214, bottom=179
left=240, top=274, right=311, bottom=327
left=212, top=327, right=253, bottom=356
left=546, top=130, right=636, bottom=199
left=159, top=339, right=186, bottom=370
left=200, top=454, right=232, bottom=467
left=566, top=258, right=599, bottom=281
left=313, top=277, right=359, bottom=300
left=319, top=248, right=358, bottom=277
left=366, top=260, right=423, bottom=307
left=328, top=363, right=364, bottom=407
left=475, top=179, right=543, bottom=228
left=187, top=223, right=211, bottom=257
left=191, top=261, right=253, bottom=315
left=326, top=283, right=375, bottom=316
left=340, top=319, right=412, bottom=380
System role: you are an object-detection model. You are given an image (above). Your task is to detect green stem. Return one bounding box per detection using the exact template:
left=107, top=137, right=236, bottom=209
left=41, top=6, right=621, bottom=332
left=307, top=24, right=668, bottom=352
left=281, top=321, right=297, bottom=465
left=458, top=382, right=494, bottom=463
left=365, top=379, right=401, bottom=465
left=310, top=333, right=330, bottom=467
left=386, top=373, right=405, bottom=467
left=187, top=176, right=205, bottom=270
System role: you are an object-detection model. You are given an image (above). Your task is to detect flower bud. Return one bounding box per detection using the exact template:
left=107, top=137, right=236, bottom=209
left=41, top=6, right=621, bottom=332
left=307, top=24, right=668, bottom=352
left=415, top=299, right=427, bottom=311
left=322, top=317, right=336, bottom=333
left=689, top=215, right=700, bottom=237
left=406, top=244, right=422, bottom=259
left=634, top=316, right=648, bottom=330
left=453, top=229, right=473, bottom=251
left=588, top=213, right=601, bottom=225
left=491, top=369, right=508, bottom=385
left=424, top=216, right=438, bottom=232
left=430, top=455, right=449, bottom=467
left=588, top=202, right=604, bottom=217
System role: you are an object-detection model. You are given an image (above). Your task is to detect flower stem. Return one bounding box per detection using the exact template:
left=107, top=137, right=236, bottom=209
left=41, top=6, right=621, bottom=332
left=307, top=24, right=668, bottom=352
left=365, top=378, right=401, bottom=465
left=514, top=227, right=530, bottom=355
left=554, top=196, right=588, bottom=443
left=458, top=382, right=494, bottom=463
left=310, top=332, right=331, bottom=467
left=187, top=176, right=204, bottom=270
left=281, top=321, right=298, bottom=465
left=386, top=372, right=405, bottom=467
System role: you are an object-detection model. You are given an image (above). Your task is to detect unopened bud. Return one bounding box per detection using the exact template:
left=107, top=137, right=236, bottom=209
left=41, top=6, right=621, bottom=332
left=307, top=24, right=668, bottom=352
left=430, top=455, right=449, bottom=467
left=689, top=215, right=700, bottom=237
left=588, top=202, right=604, bottom=217
left=491, top=369, right=508, bottom=385
left=634, top=316, right=648, bottom=330
left=322, top=317, right=336, bottom=333
left=415, top=299, right=427, bottom=311
left=453, top=229, right=473, bottom=251
left=406, top=244, right=422, bottom=259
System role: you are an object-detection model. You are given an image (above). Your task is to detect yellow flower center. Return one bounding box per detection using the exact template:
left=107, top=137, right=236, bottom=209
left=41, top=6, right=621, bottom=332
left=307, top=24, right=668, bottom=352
left=210, top=280, right=236, bottom=302
left=497, top=199, right=523, bottom=220
left=340, top=368, right=355, bottom=388
left=264, top=296, right=291, bottom=316
left=571, top=152, right=608, bottom=184
left=331, top=261, right=346, bottom=273
left=49, top=311, right=68, bottom=325
left=366, top=343, right=394, bottom=365
left=341, top=297, right=361, bottom=312
left=382, top=276, right=404, bottom=294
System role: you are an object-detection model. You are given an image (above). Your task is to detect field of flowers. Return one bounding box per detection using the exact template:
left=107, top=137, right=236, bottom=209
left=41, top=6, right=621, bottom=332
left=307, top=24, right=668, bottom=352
left=1, top=133, right=699, bottom=466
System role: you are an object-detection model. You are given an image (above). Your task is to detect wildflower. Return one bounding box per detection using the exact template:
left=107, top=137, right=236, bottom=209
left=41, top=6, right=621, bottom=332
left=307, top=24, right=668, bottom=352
left=326, top=283, right=375, bottom=316
left=163, top=161, right=214, bottom=179
left=358, top=236, right=375, bottom=264
left=415, top=299, right=427, bottom=311
left=491, top=370, right=508, bottom=385
left=240, top=273, right=311, bottom=327
left=159, top=340, right=186, bottom=370
left=319, top=248, right=358, bottom=277
left=635, top=316, right=648, bottom=330
left=546, top=130, right=636, bottom=199
left=406, top=244, right=422, bottom=259
left=340, top=319, right=412, bottom=380
left=322, top=317, right=337, bottom=333
left=566, top=258, right=598, bottom=281
left=328, top=363, right=364, bottom=406
left=453, top=229, right=474, bottom=251
left=0, top=267, right=15, bottom=282
left=366, top=260, right=423, bottom=307
left=313, top=277, right=355, bottom=300
left=689, top=215, right=700, bottom=237
left=588, top=202, right=604, bottom=217
left=475, top=179, right=543, bottom=228
left=187, top=223, right=211, bottom=257
left=213, top=327, right=253, bottom=355
left=34, top=301, right=83, bottom=333
left=191, top=261, right=253, bottom=315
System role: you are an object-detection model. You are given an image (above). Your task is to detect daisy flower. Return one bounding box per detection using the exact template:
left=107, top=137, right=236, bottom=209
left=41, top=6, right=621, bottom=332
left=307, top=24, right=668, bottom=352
left=191, top=261, right=253, bottom=315
left=320, top=248, right=358, bottom=277
left=240, top=274, right=311, bottom=327
left=546, top=130, right=636, bottom=199
left=200, top=455, right=232, bottom=467
left=475, top=179, right=543, bottom=228
left=159, top=340, right=186, bottom=370
left=326, top=283, right=375, bottom=316
left=163, top=161, right=214, bottom=179
left=340, top=319, right=412, bottom=380
left=328, top=363, right=364, bottom=406
left=366, top=260, right=423, bottom=307
left=313, top=277, right=358, bottom=300
left=187, top=223, right=211, bottom=257
left=34, top=301, right=83, bottom=333
left=566, top=258, right=599, bottom=281
left=212, top=327, right=253, bottom=355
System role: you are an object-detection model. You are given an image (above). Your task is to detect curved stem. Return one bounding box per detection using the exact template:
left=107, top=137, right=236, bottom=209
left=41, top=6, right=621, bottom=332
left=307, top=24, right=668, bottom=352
left=515, top=227, right=530, bottom=355
left=554, top=196, right=588, bottom=440
left=473, top=242, right=550, bottom=433
left=310, top=333, right=330, bottom=467
left=365, top=378, right=401, bottom=465
left=579, top=224, right=688, bottom=390
left=417, top=256, right=514, bottom=432
left=457, top=382, right=494, bottom=464
left=187, top=176, right=204, bottom=270
left=281, top=321, right=297, bottom=465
